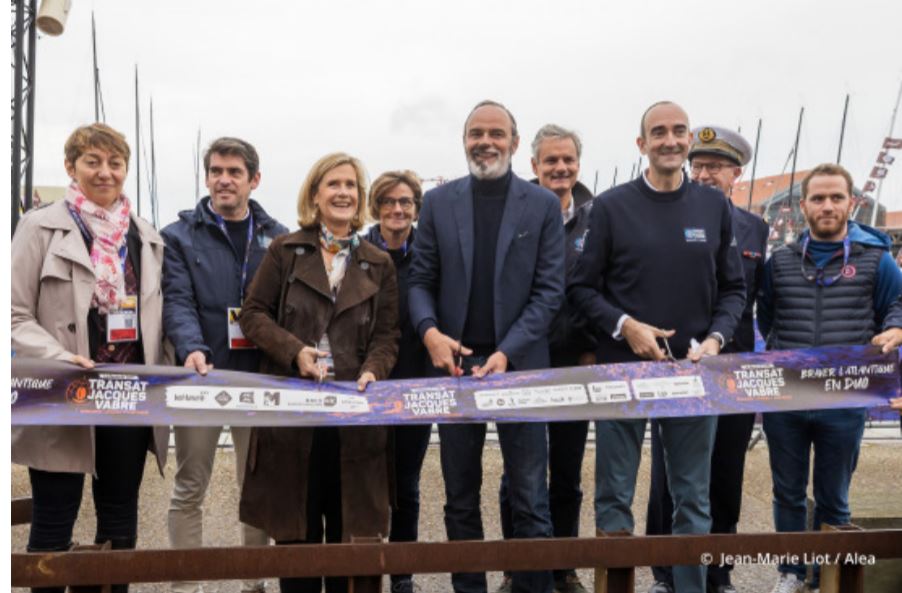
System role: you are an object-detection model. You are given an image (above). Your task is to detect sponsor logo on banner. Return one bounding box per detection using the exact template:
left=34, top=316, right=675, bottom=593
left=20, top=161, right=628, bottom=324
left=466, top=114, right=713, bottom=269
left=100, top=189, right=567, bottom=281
left=732, top=364, right=786, bottom=399
left=631, top=376, right=706, bottom=400
left=66, top=378, right=91, bottom=404
left=165, top=387, right=369, bottom=414
left=402, top=388, right=458, bottom=416
left=587, top=381, right=631, bottom=403
left=65, top=374, right=148, bottom=411
left=473, top=384, right=588, bottom=411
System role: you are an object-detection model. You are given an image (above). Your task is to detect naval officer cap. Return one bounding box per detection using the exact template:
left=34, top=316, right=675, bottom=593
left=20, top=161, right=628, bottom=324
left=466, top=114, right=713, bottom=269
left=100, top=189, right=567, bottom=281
left=689, top=125, right=753, bottom=167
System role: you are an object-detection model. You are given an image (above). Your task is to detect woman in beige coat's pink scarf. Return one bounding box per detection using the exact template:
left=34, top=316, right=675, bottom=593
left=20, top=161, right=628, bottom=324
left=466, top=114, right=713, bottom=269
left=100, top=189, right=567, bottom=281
left=11, top=123, right=169, bottom=593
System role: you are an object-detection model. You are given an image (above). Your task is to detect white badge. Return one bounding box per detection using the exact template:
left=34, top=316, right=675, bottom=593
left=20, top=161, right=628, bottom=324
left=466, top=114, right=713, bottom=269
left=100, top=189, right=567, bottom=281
left=107, top=295, right=139, bottom=343
left=228, top=307, right=257, bottom=350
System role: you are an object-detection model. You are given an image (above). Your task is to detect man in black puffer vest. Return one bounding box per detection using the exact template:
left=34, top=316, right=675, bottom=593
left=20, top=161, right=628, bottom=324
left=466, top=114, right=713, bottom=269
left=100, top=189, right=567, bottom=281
left=758, top=163, right=902, bottom=593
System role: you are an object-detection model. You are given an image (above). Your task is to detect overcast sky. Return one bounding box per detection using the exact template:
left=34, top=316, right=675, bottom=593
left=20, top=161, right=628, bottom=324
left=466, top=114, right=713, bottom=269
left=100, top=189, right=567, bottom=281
left=25, top=0, right=902, bottom=228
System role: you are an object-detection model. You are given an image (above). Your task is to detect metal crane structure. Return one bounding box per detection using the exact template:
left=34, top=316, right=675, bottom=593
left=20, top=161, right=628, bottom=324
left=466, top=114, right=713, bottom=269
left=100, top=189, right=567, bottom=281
left=11, top=0, right=38, bottom=236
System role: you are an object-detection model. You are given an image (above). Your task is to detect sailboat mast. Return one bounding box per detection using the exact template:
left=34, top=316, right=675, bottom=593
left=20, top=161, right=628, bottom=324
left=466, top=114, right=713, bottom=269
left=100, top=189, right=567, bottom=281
left=135, top=66, right=141, bottom=218
left=837, top=93, right=850, bottom=165
left=747, top=118, right=762, bottom=211
left=871, top=80, right=902, bottom=227
left=786, top=107, right=804, bottom=236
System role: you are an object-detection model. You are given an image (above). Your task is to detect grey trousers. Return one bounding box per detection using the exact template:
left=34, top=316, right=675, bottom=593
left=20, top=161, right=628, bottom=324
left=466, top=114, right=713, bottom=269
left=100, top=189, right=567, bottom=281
left=168, top=426, right=269, bottom=593
left=595, top=417, right=717, bottom=593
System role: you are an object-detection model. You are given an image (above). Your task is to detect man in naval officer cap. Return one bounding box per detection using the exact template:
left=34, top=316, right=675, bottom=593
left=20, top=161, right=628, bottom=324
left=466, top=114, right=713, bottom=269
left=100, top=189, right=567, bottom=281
left=644, top=125, right=770, bottom=593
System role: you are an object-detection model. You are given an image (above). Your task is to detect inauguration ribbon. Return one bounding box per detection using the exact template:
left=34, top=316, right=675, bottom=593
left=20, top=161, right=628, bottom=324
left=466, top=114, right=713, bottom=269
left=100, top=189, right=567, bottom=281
left=10, top=345, right=901, bottom=427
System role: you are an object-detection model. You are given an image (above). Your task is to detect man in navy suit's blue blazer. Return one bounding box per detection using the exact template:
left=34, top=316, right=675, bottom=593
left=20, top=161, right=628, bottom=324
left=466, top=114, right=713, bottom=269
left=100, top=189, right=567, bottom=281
left=408, top=101, right=565, bottom=593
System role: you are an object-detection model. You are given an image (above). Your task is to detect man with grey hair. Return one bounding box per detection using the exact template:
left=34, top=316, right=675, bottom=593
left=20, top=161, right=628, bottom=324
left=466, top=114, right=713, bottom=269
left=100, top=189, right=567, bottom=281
left=409, top=100, right=565, bottom=593
left=497, top=124, right=596, bottom=593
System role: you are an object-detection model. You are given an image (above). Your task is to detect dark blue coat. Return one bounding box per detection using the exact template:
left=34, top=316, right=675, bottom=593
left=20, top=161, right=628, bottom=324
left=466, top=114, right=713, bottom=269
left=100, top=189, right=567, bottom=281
left=530, top=180, right=598, bottom=366
left=728, top=205, right=769, bottom=353
left=364, top=224, right=426, bottom=379
left=161, top=197, right=289, bottom=371
left=408, top=173, right=565, bottom=371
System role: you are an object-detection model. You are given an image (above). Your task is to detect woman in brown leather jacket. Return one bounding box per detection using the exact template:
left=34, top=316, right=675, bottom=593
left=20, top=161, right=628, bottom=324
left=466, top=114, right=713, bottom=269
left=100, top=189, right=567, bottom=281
left=238, top=152, right=399, bottom=593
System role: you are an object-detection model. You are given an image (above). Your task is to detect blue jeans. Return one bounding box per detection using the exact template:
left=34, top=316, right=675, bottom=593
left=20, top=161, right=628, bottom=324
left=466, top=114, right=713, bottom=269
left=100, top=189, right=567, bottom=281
left=439, top=421, right=552, bottom=593
left=763, top=408, right=866, bottom=587
left=499, top=420, right=589, bottom=581
left=389, top=423, right=433, bottom=585
left=595, top=417, right=716, bottom=593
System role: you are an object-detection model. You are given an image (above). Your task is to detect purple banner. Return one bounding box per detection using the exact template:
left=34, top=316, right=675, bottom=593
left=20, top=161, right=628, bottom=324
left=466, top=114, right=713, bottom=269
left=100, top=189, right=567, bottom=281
left=10, top=345, right=901, bottom=427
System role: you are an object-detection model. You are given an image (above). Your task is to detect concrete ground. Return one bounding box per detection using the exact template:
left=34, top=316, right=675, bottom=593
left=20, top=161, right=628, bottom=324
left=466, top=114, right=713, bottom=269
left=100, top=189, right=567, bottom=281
left=11, top=435, right=902, bottom=593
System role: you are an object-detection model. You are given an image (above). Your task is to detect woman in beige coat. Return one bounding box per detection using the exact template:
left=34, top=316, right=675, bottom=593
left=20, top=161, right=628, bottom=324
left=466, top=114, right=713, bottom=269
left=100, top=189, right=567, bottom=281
left=11, top=123, right=168, bottom=593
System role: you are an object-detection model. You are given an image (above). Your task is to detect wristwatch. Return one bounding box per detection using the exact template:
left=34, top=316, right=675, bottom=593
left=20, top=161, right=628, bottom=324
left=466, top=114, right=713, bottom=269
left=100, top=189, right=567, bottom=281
left=706, top=332, right=726, bottom=349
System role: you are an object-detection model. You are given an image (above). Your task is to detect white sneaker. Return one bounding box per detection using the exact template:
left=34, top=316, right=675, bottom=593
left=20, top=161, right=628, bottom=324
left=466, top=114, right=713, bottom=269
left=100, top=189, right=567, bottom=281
left=769, top=573, right=805, bottom=593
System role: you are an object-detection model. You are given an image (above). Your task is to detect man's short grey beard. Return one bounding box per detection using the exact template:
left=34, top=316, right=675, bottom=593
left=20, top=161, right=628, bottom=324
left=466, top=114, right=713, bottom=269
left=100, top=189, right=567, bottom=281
left=467, top=151, right=511, bottom=180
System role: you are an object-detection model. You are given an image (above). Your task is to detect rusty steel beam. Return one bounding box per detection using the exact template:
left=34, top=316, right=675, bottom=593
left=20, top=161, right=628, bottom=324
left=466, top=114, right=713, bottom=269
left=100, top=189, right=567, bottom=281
left=12, top=497, right=32, bottom=526
left=11, top=530, right=902, bottom=588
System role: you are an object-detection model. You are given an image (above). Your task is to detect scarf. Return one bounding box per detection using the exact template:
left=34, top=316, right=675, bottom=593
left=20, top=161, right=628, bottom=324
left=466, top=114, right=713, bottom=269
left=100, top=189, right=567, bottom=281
left=320, top=226, right=359, bottom=294
left=64, top=182, right=132, bottom=314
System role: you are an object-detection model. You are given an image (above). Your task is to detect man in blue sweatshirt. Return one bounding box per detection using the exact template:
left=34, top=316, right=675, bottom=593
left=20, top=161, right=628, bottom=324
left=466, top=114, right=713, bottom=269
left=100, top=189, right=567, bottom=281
left=757, top=163, right=902, bottom=593
left=568, top=101, right=746, bottom=593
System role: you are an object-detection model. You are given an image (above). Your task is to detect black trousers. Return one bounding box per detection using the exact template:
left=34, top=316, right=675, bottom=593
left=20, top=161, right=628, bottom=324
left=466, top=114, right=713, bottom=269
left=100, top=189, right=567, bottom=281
left=278, top=427, right=344, bottom=593
left=499, top=420, right=589, bottom=581
left=646, top=414, right=755, bottom=587
left=27, top=426, right=152, bottom=593
left=389, top=423, right=432, bottom=585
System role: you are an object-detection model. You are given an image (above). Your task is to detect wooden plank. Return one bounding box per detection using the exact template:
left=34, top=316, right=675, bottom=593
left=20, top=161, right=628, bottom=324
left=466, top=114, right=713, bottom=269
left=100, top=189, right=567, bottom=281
left=12, top=530, right=902, bottom=588
left=12, top=497, right=32, bottom=526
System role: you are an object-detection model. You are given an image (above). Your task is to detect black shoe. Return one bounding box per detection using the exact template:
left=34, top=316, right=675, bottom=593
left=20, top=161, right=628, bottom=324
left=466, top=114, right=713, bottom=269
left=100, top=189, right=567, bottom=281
left=391, top=579, right=416, bottom=593
left=554, top=573, right=589, bottom=593
left=648, top=581, right=675, bottom=593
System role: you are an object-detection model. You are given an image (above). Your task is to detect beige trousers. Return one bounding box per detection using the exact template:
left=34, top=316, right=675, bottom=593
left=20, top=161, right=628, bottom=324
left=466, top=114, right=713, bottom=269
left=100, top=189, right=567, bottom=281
left=168, top=426, right=269, bottom=593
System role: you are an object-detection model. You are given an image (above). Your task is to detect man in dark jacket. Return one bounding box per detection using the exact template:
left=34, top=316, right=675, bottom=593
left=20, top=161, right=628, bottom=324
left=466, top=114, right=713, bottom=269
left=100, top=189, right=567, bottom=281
left=409, top=100, right=564, bottom=593
left=162, top=137, right=288, bottom=593
left=644, top=126, right=769, bottom=593
left=497, top=124, right=595, bottom=593
left=568, top=101, right=746, bottom=593
left=758, top=163, right=902, bottom=593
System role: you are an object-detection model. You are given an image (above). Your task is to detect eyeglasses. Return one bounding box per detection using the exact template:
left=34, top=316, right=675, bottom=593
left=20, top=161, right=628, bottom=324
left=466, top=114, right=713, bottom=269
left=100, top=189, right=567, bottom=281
left=690, top=161, right=730, bottom=174
left=377, top=196, right=416, bottom=210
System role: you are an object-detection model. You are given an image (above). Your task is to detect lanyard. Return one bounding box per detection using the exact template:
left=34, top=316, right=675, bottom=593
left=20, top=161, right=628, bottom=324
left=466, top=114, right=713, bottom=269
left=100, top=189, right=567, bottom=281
left=800, top=234, right=851, bottom=287
left=211, top=209, right=255, bottom=304
left=66, top=202, right=129, bottom=277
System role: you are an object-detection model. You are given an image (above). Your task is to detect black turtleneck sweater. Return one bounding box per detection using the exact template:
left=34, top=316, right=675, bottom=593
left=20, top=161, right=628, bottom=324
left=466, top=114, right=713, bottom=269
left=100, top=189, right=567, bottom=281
left=567, top=175, right=746, bottom=362
left=461, top=169, right=512, bottom=353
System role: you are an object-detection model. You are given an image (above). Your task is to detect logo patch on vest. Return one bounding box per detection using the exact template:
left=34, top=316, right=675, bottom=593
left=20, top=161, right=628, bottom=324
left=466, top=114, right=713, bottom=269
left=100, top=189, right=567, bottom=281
left=684, top=228, right=707, bottom=243
left=841, top=264, right=856, bottom=279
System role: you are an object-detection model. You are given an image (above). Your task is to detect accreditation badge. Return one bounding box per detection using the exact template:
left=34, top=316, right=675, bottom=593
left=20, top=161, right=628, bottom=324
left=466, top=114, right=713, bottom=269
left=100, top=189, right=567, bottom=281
left=107, top=295, right=139, bottom=343
left=227, top=307, right=256, bottom=349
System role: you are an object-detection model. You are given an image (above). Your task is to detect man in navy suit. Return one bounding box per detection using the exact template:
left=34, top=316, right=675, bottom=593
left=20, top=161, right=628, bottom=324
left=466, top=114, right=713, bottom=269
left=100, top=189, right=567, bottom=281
left=408, top=100, right=565, bottom=593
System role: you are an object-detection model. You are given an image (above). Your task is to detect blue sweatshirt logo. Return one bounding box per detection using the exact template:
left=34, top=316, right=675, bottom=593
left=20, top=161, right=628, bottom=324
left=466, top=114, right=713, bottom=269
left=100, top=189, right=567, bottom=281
left=684, top=228, right=707, bottom=243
